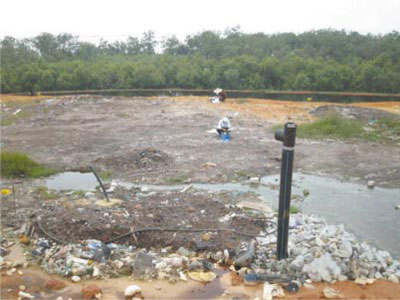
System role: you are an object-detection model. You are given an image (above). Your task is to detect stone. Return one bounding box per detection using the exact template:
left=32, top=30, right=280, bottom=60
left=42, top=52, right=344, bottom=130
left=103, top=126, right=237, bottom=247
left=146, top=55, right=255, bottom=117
left=124, top=285, right=141, bottom=297
left=367, top=180, right=375, bottom=188
left=82, top=284, right=102, bottom=299
left=133, top=251, right=153, bottom=277
left=291, top=255, right=305, bottom=271
left=46, top=278, right=66, bottom=290
left=355, top=277, right=367, bottom=285
left=249, top=177, right=260, bottom=184
left=388, top=274, right=399, bottom=283
left=302, top=253, right=341, bottom=282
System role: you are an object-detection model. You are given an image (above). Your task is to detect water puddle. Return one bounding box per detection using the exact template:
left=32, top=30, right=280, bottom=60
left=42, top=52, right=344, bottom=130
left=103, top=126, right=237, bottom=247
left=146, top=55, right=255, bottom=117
left=45, top=172, right=98, bottom=191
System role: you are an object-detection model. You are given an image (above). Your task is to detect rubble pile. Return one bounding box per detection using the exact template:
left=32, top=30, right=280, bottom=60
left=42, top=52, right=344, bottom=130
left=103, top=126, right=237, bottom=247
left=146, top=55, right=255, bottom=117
left=251, top=213, right=400, bottom=284
left=5, top=212, right=398, bottom=286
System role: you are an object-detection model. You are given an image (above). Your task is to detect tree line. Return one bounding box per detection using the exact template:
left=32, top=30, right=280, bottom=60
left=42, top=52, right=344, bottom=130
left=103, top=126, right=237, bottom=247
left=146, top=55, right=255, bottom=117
left=1, top=29, right=399, bottom=94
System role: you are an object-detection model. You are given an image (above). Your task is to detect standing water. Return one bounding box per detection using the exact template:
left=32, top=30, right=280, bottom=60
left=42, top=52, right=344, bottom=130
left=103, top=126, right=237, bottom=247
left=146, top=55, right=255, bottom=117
left=45, top=172, right=98, bottom=191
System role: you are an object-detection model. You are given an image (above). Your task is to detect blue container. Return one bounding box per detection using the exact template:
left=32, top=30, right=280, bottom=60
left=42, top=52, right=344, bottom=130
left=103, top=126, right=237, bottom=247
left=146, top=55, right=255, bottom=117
left=221, top=132, right=231, bottom=142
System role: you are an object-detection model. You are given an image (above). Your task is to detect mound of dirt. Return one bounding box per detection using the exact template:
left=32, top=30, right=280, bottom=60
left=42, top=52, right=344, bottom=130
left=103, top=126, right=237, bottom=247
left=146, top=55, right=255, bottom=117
left=94, top=147, right=172, bottom=172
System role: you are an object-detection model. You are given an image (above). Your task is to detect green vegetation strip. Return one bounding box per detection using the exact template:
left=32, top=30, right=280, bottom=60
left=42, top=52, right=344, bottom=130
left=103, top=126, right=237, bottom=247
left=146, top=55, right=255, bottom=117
left=0, top=151, right=57, bottom=178
left=296, top=114, right=400, bottom=143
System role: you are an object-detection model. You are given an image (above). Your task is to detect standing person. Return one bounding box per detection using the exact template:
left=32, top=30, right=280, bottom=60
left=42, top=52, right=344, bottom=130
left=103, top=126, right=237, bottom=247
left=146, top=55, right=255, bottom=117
left=216, top=117, right=231, bottom=136
left=213, top=88, right=227, bottom=102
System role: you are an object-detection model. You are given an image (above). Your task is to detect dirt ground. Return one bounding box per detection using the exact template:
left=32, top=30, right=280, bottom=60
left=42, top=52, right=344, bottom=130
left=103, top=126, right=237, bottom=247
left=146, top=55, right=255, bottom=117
left=1, top=95, right=400, bottom=299
left=1, top=95, right=400, bottom=187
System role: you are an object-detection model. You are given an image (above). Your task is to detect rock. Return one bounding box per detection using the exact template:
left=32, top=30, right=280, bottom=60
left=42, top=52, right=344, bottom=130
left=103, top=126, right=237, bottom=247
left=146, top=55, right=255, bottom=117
left=71, top=275, right=81, bottom=283
left=303, top=189, right=310, bottom=197
left=303, top=283, right=316, bottom=289
left=302, top=253, right=341, bottom=282
left=133, top=251, right=153, bottom=277
left=291, top=255, right=305, bottom=271
left=323, top=287, right=343, bottom=299
left=177, top=247, right=190, bottom=257
left=46, top=278, right=66, bottom=290
left=388, top=274, right=399, bottom=283
left=249, top=177, right=260, bottom=184
left=124, top=285, right=141, bottom=297
left=82, top=284, right=102, bottom=299
left=338, top=275, right=348, bottom=281
left=355, top=277, right=367, bottom=285
left=395, top=205, right=400, bottom=210
left=366, top=278, right=375, bottom=284
left=367, top=180, right=375, bottom=188
left=154, top=285, right=162, bottom=291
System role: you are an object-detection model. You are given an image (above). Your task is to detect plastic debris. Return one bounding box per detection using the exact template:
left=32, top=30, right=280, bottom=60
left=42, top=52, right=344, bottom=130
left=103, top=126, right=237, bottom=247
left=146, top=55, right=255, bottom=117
left=124, top=285, right=141, bottom=297
left=262, top=282, right=285, bottom=300
left=188, top=271, right=217, bottom=282
left=323, top=287, right=343, bottom=299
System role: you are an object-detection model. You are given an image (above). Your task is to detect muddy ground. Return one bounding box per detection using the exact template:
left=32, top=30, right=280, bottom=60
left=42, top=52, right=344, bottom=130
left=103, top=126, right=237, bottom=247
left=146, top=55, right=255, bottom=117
left=1, top=95, right=400, bottom=188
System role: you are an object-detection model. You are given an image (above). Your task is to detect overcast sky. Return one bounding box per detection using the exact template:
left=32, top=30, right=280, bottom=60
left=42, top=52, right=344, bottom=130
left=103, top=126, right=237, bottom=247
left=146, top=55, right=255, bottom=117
left=1, top=0, right=399, bottom=42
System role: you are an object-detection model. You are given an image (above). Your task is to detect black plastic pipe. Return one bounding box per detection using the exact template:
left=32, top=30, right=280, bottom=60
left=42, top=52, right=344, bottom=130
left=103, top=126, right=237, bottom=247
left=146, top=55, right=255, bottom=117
left=274, top=122, right=297, bottom=260
left=89, top=166, right=110, bottom=202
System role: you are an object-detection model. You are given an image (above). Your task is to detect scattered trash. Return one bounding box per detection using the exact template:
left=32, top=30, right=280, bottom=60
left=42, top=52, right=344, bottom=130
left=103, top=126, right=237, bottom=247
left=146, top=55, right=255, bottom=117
left=13, top=109, right=21, bottom=115
left=71, top=275, right=81, bottom=283
left=18, top=291, right=35, bottom=299
left=188, top=271, right=217, bottom=282
left=367, top=180, right=375, bottom=188
left=1, top=189, right=11, bottom=196
left=82, top=284, right=102, bottom=299
left=124, top=285, right=142, bottom=297
left=235, top=239, right=257, bottom=268
left=323, top=287, right=343, bottom=299
left=262, top=282, right=285, bottom=300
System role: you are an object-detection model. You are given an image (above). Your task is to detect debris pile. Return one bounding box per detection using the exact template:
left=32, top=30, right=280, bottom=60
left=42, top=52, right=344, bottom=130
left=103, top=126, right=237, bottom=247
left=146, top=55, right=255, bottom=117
left=251, top=214, right=400, bottom=283
left=94, top=148, right=172, bottom=173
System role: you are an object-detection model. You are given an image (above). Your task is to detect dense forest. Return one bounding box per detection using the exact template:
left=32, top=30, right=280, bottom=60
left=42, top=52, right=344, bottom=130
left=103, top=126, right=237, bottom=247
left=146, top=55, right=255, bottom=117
left=1, top=29, right=400, bottom=94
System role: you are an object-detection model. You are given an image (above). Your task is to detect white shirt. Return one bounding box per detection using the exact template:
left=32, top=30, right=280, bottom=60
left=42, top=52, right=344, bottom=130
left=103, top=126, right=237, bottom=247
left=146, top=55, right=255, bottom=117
left=217, top=118, right=231, bottom=130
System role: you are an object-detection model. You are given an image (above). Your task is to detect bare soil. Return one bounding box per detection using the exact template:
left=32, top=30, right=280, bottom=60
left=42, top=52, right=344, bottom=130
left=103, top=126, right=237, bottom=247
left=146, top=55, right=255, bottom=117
left=1, top=95, right=399, bottom=187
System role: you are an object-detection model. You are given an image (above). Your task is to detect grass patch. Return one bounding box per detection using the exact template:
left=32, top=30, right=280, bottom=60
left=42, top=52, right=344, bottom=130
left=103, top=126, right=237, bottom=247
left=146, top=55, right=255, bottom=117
left=296, top=113, right=400, bottom=143
left=34, top=186, right=58, bottom=200
left=235, top=170, right=249, bottom=178
left=297, top=113, right=363, bottom=140
left=164, top=173, right=189, bottom=184
left=1, top=151, right=57, bottom=178
left=98, top=170, right=112, bottom=180
left=290, top=205, right=301, bottom=214
left=71, top=190, right=86, bottom=197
